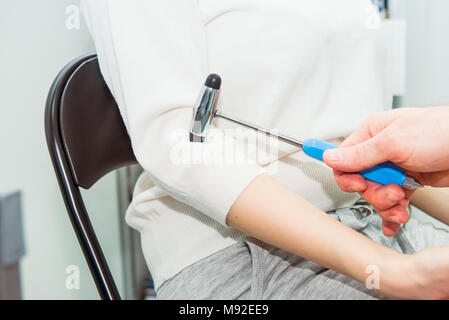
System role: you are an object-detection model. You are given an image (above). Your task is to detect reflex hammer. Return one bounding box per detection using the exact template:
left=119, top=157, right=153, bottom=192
left=189, top=74, right=423, bottom=190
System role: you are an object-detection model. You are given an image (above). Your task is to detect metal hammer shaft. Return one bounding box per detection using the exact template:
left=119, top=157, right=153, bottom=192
left=215, top=111, right=304, bottom=148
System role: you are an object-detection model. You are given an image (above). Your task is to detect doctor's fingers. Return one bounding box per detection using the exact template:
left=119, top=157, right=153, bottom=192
left=382, top=220, right=402, bottom=237
left=374, top=202, right=410, bottom=226
left=362, top=181, right=412, bottom=226
left=334, top=170, right=410, bottom=225
left=333, top=170, right=367, bottom=193
left=339, top=111, right=400, bottom=148
left=339, top=108, right=419, bottom=148
left=359, top=181, right=409, bottom=211
left=334, top=171, right=408, bottom=211
left=324, top=131, right=393, bottom=173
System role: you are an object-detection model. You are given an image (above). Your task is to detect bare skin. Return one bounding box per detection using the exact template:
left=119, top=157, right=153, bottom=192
left=226, top=174, right=449, bottom=299
left=411, top=187, right=449, bottom=226
left=322, top=107, right=449, bottom=236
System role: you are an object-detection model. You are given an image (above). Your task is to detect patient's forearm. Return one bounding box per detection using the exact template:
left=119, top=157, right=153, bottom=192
left=227, top=174, right=400, bottom=287
left=411, top=187, right=449, bottom=226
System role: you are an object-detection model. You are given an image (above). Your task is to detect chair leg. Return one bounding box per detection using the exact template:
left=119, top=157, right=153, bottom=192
left=65, top=186, right=121, bottom=300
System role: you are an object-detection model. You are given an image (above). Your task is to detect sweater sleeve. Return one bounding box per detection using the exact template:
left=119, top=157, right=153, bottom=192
left=81, top=0, right=264, bottom=226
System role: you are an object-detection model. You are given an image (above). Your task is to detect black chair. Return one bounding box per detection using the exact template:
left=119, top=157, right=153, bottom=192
left=45, top=53, right=138, bottom=300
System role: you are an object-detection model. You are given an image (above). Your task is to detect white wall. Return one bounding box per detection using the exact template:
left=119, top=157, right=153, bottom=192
left=390, top=0, right=449, bottom=230
left=0, top=0, right=124, bottom=299
left=392, top=0, right=449, bottom=107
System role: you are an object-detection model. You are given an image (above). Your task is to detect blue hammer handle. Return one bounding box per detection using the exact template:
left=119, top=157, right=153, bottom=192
left=302, top=138, right=406, bottom=187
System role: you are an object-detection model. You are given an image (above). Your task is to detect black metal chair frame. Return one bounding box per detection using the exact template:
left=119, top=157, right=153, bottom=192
left=45, top=53, right=138, bottom=300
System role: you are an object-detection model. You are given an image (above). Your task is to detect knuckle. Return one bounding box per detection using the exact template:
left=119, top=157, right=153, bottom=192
left=379, top=211, right=394, bottom=222
left=353, top=143, right=374, bottom=167
left=366, top=112, right=381, bottom=125
left=380, top=133, right=399, bottom=156
left=338, top=181, right=354, bottom=193
left=366, top=189, right=390, bottom=210
left=353, top=144, right=365, bottom=163
left=370, top=135, right=386, bottom=153
left=361, top=188, right=375, bottom=204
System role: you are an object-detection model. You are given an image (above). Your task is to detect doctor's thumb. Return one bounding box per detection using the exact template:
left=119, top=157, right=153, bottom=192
left=323, top=137, right=387, bottom=172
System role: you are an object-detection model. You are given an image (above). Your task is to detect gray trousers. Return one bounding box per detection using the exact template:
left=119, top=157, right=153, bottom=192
left=156, top=202, right=449, bottom=299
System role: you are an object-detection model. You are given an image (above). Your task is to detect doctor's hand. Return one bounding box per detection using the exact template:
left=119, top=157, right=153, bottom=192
left=322, top=107, right=449, bottom=236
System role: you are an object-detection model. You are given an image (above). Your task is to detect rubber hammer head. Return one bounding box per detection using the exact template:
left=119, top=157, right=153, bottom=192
left=189, top=74, right=221, bottom=142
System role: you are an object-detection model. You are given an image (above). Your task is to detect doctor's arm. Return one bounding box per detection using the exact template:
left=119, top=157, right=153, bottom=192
left=227, top=173, right=449, bottom=300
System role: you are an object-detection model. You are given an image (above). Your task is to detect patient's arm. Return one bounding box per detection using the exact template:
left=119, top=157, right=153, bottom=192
left=410, top=187, right=449, bottom=226
left=227, top=174, right=449, bottom=299
left=227, top=174, right=398, bottom=291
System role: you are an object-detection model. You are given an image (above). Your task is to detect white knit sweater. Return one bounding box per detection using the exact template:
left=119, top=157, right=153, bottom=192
left=82, top=0, right=392, bottom=290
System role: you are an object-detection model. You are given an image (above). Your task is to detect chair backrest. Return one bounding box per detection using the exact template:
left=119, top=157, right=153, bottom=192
left=45, top=53, right=137, bottom=299
left=52, top=54, right=137, bottom=189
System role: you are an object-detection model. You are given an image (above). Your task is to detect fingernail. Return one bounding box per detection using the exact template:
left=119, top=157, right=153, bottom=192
left=324, top=149, right=341, bottom=162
